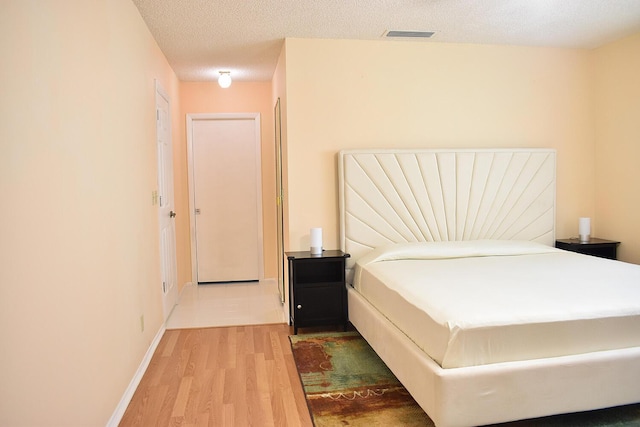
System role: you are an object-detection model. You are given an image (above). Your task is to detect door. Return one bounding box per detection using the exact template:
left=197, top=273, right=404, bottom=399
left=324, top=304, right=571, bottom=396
left=156, top=81, right=178, bottom=320
left=187, top=113, right=263, bottom=283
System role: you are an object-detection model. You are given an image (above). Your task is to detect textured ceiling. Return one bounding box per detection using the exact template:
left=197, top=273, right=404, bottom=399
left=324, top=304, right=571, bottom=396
left=131, top=0, right=640, bottom=82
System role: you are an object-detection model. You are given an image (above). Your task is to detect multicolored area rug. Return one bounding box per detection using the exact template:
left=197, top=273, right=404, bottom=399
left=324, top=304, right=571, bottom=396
left=290, top=331, right=432, bottom=426
left=290, top=331, right=640, bottom=427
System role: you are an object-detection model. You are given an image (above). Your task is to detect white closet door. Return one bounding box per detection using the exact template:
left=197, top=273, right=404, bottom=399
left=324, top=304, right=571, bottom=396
left=192, top=116, right=261, bottom=283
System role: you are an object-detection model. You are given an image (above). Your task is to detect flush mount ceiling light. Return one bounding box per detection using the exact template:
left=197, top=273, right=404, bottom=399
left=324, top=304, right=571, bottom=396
left=218, top=71, right=232, bottom=88
left=384, top=30, right=435, bottom=39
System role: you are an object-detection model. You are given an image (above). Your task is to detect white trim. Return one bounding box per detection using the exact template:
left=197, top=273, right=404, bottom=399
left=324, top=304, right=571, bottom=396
left=185, top=113, right=264, bottom=283
left=106, top=325, right=166, bottom=427
left=154, top=79, right=169, bottom=110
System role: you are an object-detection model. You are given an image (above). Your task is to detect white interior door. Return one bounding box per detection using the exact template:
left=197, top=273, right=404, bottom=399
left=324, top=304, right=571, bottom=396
left=188, top=114, right=263, bottom=283
left=156, top=81, right=178, bottom=320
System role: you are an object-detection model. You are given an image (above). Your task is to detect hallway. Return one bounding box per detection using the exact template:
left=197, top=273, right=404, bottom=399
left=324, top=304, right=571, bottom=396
left=166, top=280, right=286, bottom=329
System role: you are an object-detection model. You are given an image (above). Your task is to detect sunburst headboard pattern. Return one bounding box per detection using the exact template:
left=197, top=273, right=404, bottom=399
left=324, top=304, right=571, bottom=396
left=338, top=149, right=556, bottom=280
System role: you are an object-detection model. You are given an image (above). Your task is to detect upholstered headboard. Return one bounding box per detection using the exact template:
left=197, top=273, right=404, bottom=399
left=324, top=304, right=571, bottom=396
left=338, top=149, right=556, bottom=281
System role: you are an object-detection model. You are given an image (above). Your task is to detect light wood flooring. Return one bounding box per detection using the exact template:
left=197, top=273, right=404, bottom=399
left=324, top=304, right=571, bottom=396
left=119, top=323, right=313, bottom=426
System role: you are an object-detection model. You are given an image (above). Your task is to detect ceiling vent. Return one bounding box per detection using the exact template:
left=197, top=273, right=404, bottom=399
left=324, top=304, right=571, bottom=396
left=384, top=30, right=435, bottom=39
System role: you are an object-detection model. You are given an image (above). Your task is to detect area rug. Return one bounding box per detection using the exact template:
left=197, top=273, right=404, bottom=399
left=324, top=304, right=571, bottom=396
left=290, top=331, right=432, bottom=426
left=290, top=331, right=640, bottom=427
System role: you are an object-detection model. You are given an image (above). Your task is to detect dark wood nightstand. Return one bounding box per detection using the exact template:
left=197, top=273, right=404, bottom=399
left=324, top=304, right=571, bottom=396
left=286, top=250, right=350, bottom=334
left=555, top=238, right=620, bottom=260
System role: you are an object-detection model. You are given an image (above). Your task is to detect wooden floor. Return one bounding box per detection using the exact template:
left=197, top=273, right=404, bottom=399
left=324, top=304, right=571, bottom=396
left=119, top=323, right=313, bottom=426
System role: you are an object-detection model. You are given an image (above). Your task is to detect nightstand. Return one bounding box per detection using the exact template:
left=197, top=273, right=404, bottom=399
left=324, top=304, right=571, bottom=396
left=286, top=250, right=350, bottom=334
left=555, top=238, right=620, bottom=260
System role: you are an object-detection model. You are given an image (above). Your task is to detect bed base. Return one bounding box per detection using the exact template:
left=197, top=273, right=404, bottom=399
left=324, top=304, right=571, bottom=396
left=348, top=285, right=640, bottom=427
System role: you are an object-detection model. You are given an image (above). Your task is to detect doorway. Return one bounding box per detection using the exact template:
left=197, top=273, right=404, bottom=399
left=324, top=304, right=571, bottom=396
left=186, top=113, right=263, bottom=284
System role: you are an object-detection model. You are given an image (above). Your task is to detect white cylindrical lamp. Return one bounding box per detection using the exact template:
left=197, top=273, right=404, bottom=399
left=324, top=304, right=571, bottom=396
left=310, top=227, right=323, bottom=255
left=579, top=217, right=591, bottom=243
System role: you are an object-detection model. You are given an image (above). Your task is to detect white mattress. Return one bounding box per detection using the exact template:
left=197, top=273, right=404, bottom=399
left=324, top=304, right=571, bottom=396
left=352, top=240, right=640, bottom=369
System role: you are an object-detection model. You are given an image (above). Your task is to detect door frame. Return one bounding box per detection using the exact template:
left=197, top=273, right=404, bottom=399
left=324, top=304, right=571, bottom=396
left=185, top=113, right=264, bottom=283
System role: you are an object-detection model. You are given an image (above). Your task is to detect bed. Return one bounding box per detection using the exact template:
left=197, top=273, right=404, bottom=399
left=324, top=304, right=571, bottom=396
left=338, top=148, right=640, bottom=427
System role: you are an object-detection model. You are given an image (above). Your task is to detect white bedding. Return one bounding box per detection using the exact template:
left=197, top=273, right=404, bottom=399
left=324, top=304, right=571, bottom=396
left=353, top=240, right=640, bottom=368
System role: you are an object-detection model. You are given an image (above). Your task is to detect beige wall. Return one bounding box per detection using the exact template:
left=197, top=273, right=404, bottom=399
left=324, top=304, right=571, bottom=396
left=283, top=38, right=595, bottom=252
left=593, top=33, right=640, bottom=264
left=178, top=81, right=277, bottom=280
left=0, top=0, right=180, bottom=425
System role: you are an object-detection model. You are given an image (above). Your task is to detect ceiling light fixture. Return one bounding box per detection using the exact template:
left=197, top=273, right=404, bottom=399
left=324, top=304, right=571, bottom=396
left=384, top=30, right=435, bottom=39
left=218, top=71, right=232, bottom=88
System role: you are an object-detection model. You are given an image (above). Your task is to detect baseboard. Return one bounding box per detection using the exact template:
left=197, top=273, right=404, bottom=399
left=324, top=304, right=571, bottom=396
left=106, top=324, right=166, bottom=427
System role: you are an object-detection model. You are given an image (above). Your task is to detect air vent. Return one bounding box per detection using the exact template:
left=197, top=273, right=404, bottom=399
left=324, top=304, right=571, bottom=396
left=385, top=30, right=435, bottom=39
